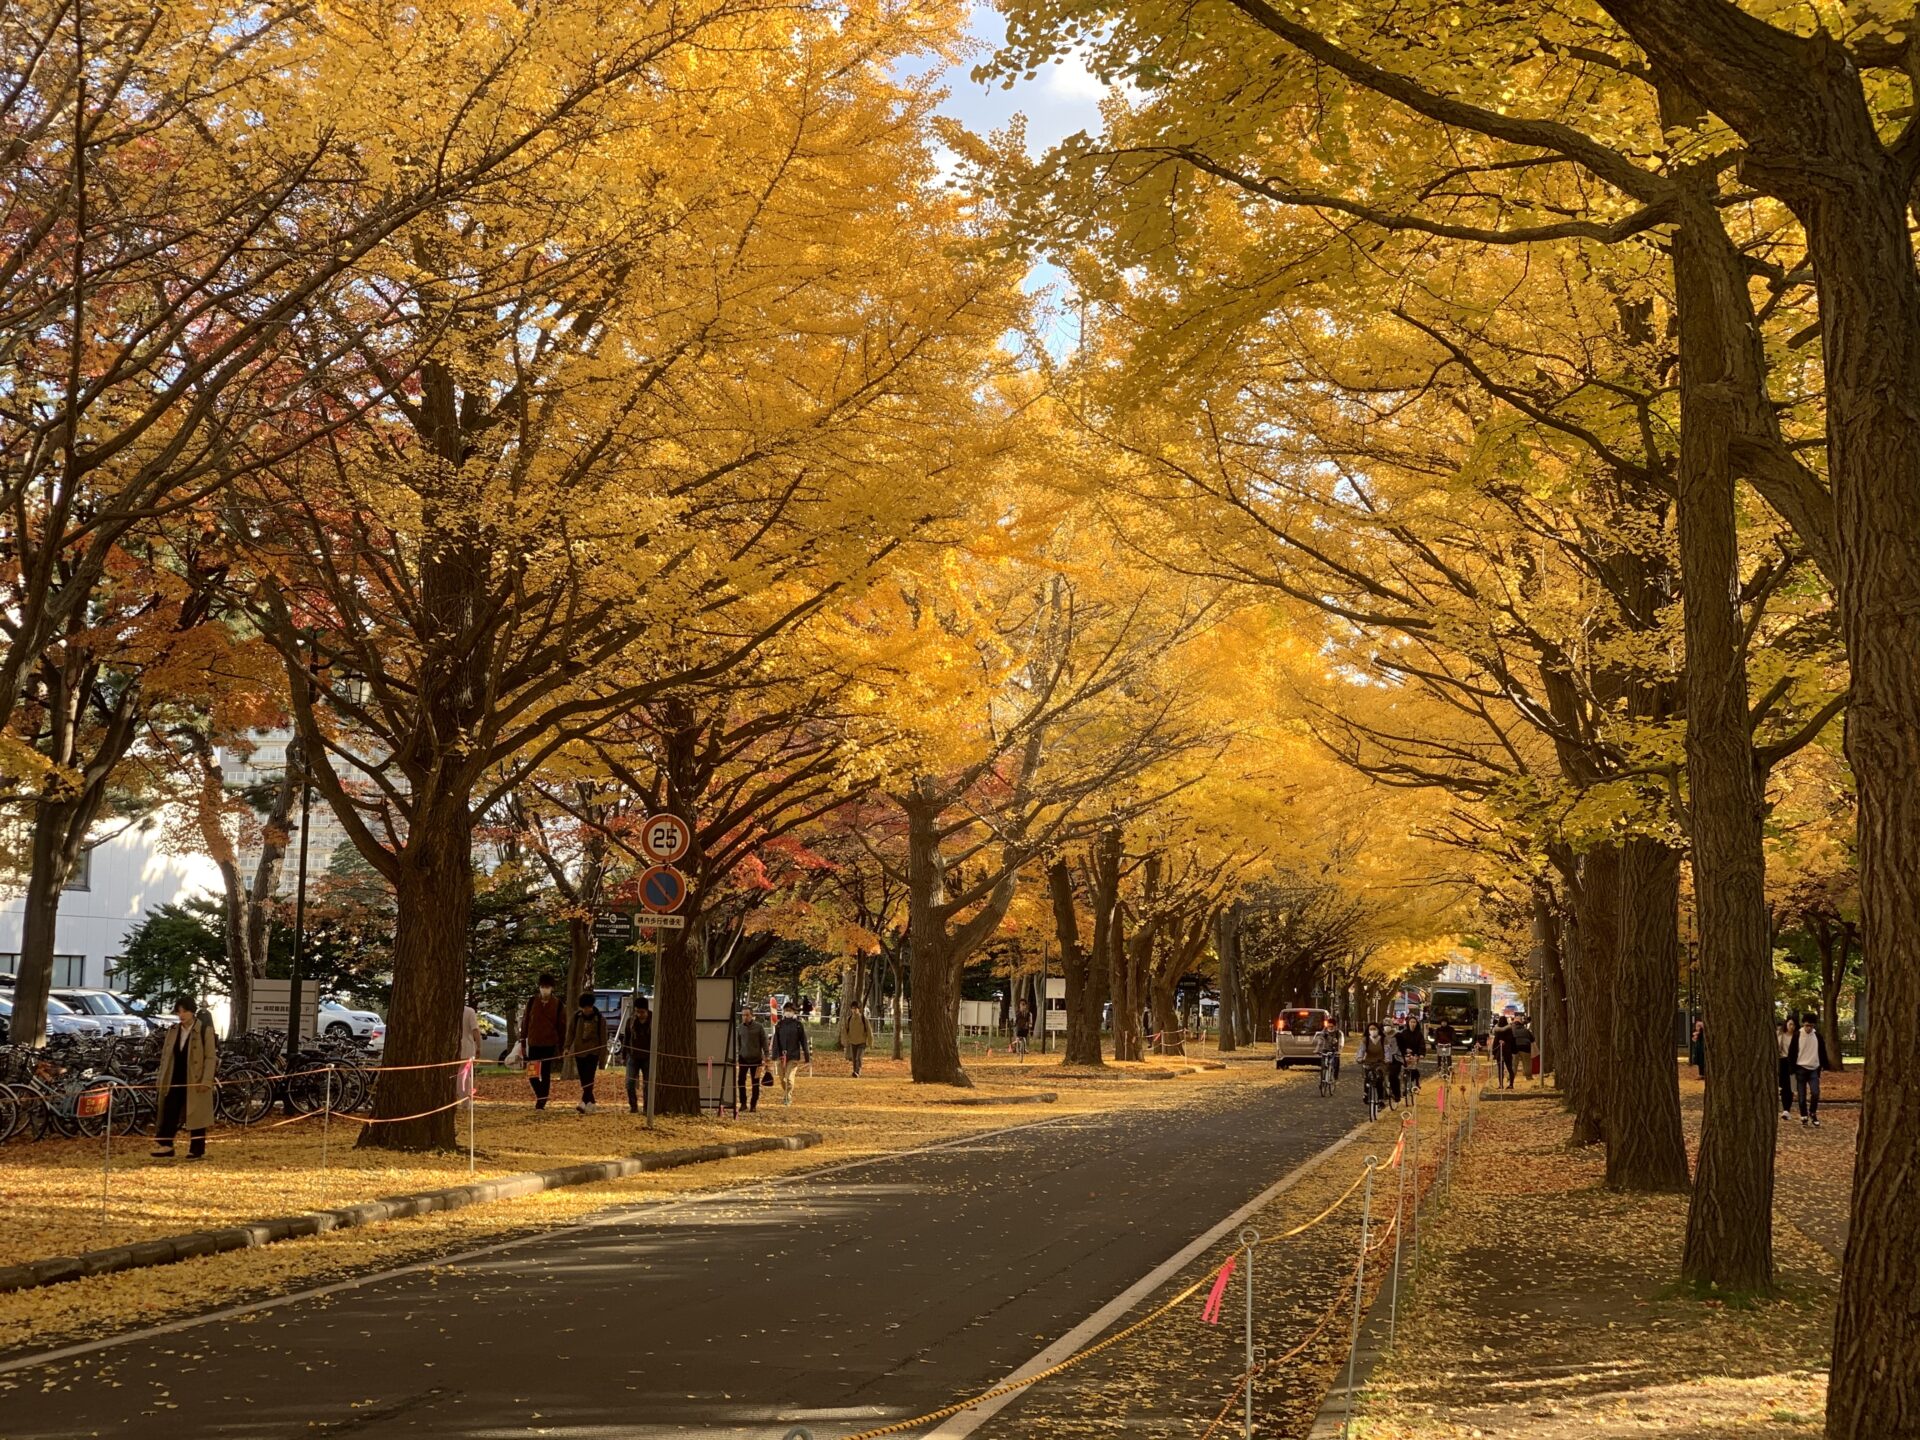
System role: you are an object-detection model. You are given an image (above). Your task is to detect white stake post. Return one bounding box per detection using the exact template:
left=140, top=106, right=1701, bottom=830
left=1343, top=1157, right=1377, bottom=1440
left=1241, top=1226, right=1260, bottom=1440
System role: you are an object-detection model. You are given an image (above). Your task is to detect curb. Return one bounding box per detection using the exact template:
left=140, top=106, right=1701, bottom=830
left=1307, top=1216, right=1402, bottom=1440
left=937, top=1092, right=1059, bottom=1106
left=0, top=1132, right=822, bottom=1297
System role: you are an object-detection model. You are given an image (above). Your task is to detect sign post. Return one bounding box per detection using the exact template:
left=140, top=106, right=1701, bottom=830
left=639, top=848, right=689, bottom=1129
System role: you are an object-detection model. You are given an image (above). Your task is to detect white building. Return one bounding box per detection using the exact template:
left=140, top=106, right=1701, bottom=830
left=0, top=818, right=221, bottom=990
left=220, top=729, right=359, bottom=894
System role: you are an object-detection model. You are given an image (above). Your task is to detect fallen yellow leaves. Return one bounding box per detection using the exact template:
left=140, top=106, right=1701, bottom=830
left=1346, top=1087, right=1842, bottom=1440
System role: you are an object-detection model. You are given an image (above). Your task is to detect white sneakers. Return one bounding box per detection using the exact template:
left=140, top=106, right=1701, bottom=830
left=577, top=1101, right=599, bottom=1115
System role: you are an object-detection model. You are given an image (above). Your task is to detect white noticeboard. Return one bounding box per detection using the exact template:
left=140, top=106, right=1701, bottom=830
left=957, top=999, right=999, bottom=1032
left=695, top=976, right=739, bottom=1112
left=252, top=979, right=320, bottom=1045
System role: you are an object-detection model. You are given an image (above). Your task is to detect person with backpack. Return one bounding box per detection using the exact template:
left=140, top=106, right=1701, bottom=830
left=1490, top=1014, right=1517, bottom=1089
left=520, top=973, right=566, bottom=1109
left=565, top=991, right=609, bottom=1115
left=1511, top=1013, right=1535, bottom=1083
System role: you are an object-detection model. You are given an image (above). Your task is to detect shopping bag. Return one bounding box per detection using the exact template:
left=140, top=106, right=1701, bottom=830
left=502, top=1042, right=524, bottom=1067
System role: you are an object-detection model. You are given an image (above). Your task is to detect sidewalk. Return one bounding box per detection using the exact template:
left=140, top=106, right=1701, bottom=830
left=1329, top=1089, right=1839, bottom=1439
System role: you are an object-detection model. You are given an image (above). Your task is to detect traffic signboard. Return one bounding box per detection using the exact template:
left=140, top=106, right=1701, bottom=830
left=640, top=814, right=691, bottom=864
left=639, top=864, right=687, bottom=914
left=593, top=912, right=635, bottom=943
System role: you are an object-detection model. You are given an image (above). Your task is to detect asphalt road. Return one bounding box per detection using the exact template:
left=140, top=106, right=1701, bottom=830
left=0, top=1071, right=1359, bottom=1440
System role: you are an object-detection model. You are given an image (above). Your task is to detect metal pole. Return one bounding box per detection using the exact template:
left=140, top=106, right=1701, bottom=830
left=1389, top=1132, right=1409, bottom=1352
left=284, top=723, right=315, bottom=1111
left=101, top=1085, right=113, bottom=1234
left=1241, top=1225, right=1259, bottom=1440
left=1038, top=935, right=1049, bottom=1056
left=321, top=1066, right=331, bottom=1176
left=644, top=931, right=662, bottom=1129
left=1342, top=1157, right=1377, bottom=1440
left=467, top=1060, right=477, bottom=1175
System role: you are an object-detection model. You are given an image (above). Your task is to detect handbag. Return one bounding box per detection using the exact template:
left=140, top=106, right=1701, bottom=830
left=502, top=1042, right=524, bottom=1067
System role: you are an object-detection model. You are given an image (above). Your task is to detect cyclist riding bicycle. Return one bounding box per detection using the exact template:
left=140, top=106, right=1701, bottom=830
left=1314, top=1017, right=1344, bottom=1082
left=1357, top=1023, right=1389, bottom=1114
left=1432, top=1020, right=1458, bottom=1079
left=1394, top=1021, right=1423, bottom=1101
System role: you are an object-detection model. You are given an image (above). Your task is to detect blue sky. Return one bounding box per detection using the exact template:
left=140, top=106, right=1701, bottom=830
left=934, top=2, right=1114, bottom=353
left=941, top=2, right=1110, bottom=153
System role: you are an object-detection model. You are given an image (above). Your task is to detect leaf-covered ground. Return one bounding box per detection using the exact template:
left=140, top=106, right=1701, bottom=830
left=1346, top=1077, right=1843, bottom=1440
left=0, top=1057, right=1235, bottom=1355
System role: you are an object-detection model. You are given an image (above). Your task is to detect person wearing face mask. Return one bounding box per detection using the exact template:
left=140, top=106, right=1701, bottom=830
left=1357, top=1022, right=1390, bottom=1115
left=520, top=972, right=566, bottom=1110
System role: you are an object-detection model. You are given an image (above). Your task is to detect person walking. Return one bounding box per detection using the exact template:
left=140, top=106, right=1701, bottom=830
left=772, top=1003, right=810, bottom=1108
left=840, top=1000, right=873, bottom=1077
left=1793, top=1015, right=1830, bottom=1127
left=521, top=973, right=565, bottom=1109
left=735, top=1004, right=769, bottom=1113
left=151, top=999, right=217, bottom=1160
left=1491, top=1014, right=1516, bottom=1089
left=1385, top=1018, right=1408, bottom=1105
left=1778, top=1017, right=1797, bottom=1119
left=566, top=991, right=608, bottom=1114
left=618, top=992, right=653, bottom=1114
left=1510, top=1013, right=1534, bottom=1083
left=1690, top=1018, right=1707, bottom=1078
left=1011, top=1003, right=1033, bottom=1060
left=458, top=998, right=483, bottom=1098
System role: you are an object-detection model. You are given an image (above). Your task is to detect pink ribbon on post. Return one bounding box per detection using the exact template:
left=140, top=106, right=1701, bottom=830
left=1201, top=1256, right=1238, bottom=1325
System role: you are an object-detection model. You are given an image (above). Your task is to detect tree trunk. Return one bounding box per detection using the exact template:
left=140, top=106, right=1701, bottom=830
left=216, top=859, right=254, bottom=1038
left=889, top=947, right=904, bottom=1060
left=1584, top=11, right=1920, bottom=1420
left=361, top=796, right=472, bottom=1151
left=1531, top=888, right=1565, bottom=1082
left=905, top=785, right=968, bottom=1087
left=1564, top=847, right=1618, bottom=1148
left=1608, top=838, right=1691, bottom=1191
left=1671, top=167, right=1778, bottom=1288
left=1049, top=858, right=1103, bottom=1066
left=654, top=923, right=701, bottom=1116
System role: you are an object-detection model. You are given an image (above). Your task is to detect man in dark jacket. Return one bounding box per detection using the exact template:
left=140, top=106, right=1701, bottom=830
left=618, top=993, right=653, bottom=1115
left=735, top=1005, right=770, bottom=1113
left=772, top=1003, right=810, bottom=1109
left=521, top=973, right=565, bottom=1109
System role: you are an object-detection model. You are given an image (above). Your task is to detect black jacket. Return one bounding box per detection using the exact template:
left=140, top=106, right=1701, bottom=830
left=772, top=1016, right=810, bottom=1061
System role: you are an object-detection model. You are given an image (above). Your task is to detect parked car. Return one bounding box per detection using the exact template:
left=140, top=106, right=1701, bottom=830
left=475, top=1010, right=510, bottom=1062
left=118, top=994, right=177, bottom=1029
left=1273, top=1007, right=1333, bottom=1067
left=0, top=993, right=105, bottom=1042
left=319, top=999, right=386, bottom=1050
left=50, top=988, right=149, bottom=1037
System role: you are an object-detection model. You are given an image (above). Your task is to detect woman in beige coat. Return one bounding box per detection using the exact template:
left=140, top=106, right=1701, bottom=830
left=152, top=1000, right=218, bottom=1159
left=839, top=1002, right=873, bottom=1078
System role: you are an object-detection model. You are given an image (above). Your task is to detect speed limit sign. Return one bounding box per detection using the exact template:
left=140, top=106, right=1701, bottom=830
left=641, top=813, right=691, bottom=864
